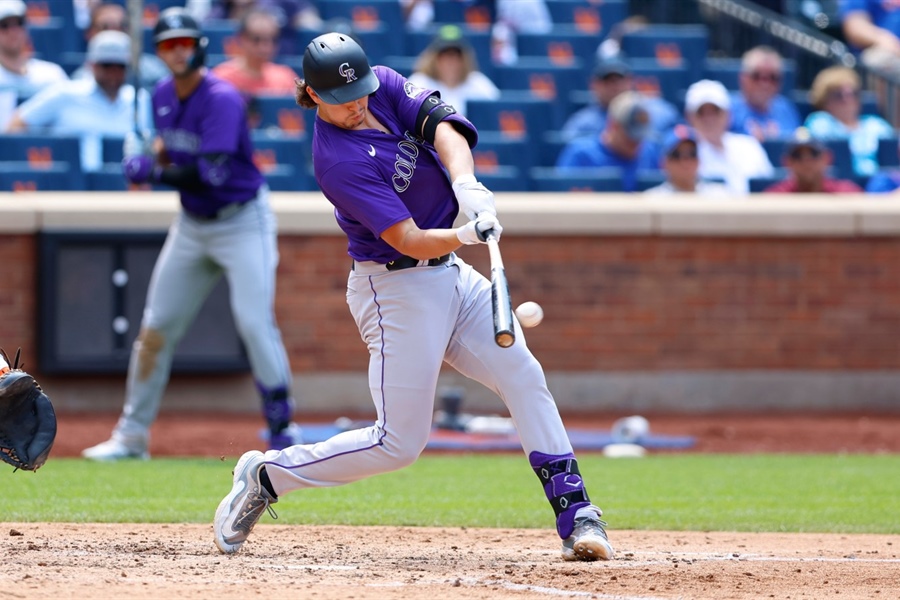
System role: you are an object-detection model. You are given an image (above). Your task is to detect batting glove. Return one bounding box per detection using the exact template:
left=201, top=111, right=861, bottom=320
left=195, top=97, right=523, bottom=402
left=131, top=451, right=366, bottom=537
left=452, top=174, right=496, bottom=220
left=457, top=214, right=502, bottom=245
left=122, top=155, right=160, bottom=184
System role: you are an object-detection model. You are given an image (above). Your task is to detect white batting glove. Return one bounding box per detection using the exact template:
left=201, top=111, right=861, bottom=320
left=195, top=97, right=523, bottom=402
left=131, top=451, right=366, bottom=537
left=452, top=174, right=496, bottom=220
left=457, top=214, right=503, bottom=245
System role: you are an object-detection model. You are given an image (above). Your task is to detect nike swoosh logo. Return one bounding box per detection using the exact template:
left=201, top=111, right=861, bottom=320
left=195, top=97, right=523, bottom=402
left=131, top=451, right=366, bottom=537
left=368, top=145, right=376, bottom=157
left=158, top=106, right=172, bottom=116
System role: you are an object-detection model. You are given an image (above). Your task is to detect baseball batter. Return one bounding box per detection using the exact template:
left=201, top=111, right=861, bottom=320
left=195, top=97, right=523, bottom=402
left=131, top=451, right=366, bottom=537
left=82, top=8, right=298, bottom=461
left=214, top=33, right=614, bottom=562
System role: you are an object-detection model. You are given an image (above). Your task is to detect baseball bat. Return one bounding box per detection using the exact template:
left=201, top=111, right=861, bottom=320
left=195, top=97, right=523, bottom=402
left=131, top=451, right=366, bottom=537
left=126, top=0, right=144, bottom=133
left=485, top=230, right=515, bottom=348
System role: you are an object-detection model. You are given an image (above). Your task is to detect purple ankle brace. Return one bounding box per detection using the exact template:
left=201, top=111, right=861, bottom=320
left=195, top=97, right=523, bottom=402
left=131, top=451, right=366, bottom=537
left=257, top=383, right=293, bottom=434
left=529, top=451, right=592, bottom=539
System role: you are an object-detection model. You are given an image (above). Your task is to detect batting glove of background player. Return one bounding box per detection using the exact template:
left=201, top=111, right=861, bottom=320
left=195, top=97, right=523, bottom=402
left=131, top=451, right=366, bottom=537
left=452, top=174, right=496, bottom=220
left=457, top=214, right=502, bottom=245
left=123, top=155, right=160, bottom=184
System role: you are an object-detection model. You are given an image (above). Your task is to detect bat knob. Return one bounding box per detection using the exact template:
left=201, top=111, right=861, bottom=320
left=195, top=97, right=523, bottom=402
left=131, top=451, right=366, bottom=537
left=495, top=332, right=515, bottom=348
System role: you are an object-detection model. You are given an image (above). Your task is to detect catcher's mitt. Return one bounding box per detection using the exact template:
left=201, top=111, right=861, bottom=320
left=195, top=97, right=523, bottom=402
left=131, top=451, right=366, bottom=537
left=0, top=348, right=57, bottom=472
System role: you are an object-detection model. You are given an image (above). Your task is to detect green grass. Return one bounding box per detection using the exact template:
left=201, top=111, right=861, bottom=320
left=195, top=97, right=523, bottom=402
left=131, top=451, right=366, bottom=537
left=4, top=454, right=898, bottom=533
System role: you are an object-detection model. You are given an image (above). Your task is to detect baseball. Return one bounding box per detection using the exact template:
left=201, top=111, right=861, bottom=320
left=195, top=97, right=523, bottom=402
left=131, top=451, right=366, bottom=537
left=515, top=301, right=544, bottom=328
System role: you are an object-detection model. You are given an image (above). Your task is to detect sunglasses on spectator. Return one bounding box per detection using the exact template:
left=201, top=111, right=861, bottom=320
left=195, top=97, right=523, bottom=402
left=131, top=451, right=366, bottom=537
left=748, top=71, right=781, bottom=83
left=826, top=88, right=860, bottom=102
left=96, top=21, right=126, bottom=31
left=246, top=33, right=277, bottom=44
left=0, top=17, right=25, bottom=30
left=668, top=149, right=698, bottom=160
left=789, top=147, right=822, bottom=160
left=96, top=62, right=127, bottom=70
left=156, top=37, right=196, bottom=52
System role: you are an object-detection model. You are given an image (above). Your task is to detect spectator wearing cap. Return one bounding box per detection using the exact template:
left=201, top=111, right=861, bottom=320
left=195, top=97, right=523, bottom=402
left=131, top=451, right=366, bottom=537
left=685, top=79, right=773, bottom=194
left=5, top=30, right=151, bottom=172
left=0, top=0, right=68, bottom=130
left=803, top=66, right=893, bottom=178
left=644, top=126, right=729, bottom=196
left=560, top=53, right=679, bottom=143
left=763, top=127, right=862, bottom=193
left=729, top=45, right=800, bottom=141
left=555, top=91, right=660, bottom=192
left=72, top=2, right=168, bottom=92
left=408, top=24, right=499, bottom=117
left=212, top=7, right=299, bottom=97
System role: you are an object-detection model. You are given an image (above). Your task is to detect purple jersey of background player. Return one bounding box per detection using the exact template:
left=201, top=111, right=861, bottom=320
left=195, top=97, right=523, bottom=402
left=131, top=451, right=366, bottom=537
left=151, top=73, right=264, bottom=217
left=313, top=66, right=479, bottom=263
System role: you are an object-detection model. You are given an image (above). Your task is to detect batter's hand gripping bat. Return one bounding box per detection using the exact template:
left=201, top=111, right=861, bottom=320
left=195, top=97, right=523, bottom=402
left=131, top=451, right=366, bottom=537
left=484, top=230, right=515, bottom=348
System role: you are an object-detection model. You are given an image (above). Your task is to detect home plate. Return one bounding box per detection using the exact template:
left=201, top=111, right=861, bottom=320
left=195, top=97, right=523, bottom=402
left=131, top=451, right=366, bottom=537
left=602, top=443, right=646, bottom=458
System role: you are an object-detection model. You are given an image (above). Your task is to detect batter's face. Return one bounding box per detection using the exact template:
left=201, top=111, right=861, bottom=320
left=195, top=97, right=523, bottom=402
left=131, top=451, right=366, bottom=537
left=309, top=87, right=370, bottom=130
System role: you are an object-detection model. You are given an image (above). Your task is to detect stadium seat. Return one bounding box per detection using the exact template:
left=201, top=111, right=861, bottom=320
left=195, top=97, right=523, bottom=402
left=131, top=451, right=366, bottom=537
left=703, top=57, right=797, bottom=93
left=620, top=24, right=709, bottom=83
left=26, top=18, right=75, bottom=62
left=629, top=58, right=691, bottom=106
left=544, top=0, right=627, bottom=36
left=85, top=165, right=130, bottom=191
left=515, top=27, right=602, bottom=67
left=432, top=0, right=494, bottom=31
left=749, top=168, right=790, bottom=193
left=251, top=130, right=311, bottom=175
left=538, top=130, right=572, bottom=168
left=877, top=137, right=899, bottom=168
left=199, top=19, right=240, bottom=57
left=0, top=134, right=81, bottom=169
left=529, top=166, right=625, bottom=192
left=251, top=95, right=315, bottom=136
left=101, top=136, right=125, bottom=164
left=636, top=171, right=667, bottom=192
left=473, top=132, right=537, bottom=174
left=0, top=162, right=82, bottom=191
left=317, top=0, right=406, bottom=33
left=492, top=57, right=586, bottom=116
left=466, top=92, right=560, bottom=141
left=474, top=165, right=526, bottom=191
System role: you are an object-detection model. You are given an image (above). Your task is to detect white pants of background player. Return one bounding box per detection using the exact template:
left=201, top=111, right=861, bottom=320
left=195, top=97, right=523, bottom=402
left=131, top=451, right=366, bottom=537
left=264, top=255, right=576, bottom=491
left=111, top=187, right=292, bottom=445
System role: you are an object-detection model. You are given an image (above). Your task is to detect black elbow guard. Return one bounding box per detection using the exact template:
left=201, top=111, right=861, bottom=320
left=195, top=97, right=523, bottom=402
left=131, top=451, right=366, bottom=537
left=415, top=94, right=470, bottom=144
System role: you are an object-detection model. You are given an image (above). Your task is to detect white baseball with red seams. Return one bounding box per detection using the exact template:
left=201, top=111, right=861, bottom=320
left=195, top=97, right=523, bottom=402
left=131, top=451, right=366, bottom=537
left=515, top=301, right=544, bottom=328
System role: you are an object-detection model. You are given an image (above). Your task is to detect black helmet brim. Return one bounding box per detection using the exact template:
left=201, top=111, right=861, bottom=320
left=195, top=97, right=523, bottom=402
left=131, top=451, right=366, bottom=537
left=313, top=69, right=380, bottom=105
left=155, top=28, right=202, bottom=43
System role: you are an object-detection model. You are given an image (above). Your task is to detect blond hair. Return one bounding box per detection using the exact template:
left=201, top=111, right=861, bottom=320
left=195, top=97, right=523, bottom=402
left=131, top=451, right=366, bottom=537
left=412, top=45, right=479, bottom=81
left=809, top=66, right=860, bottom=109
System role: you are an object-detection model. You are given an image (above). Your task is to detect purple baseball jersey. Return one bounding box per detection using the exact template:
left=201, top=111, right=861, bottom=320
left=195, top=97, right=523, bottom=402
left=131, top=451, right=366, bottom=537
left=313, top=66, right=478, bottom=263
left=152, top=73, right=264, bottom=216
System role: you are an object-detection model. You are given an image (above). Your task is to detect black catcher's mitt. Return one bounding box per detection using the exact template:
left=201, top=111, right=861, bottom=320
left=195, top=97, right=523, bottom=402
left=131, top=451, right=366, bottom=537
left=0, top=348, right=57, bottom=472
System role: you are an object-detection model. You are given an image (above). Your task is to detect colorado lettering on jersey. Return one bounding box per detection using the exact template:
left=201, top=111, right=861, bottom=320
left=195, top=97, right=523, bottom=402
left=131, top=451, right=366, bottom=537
left=392, top=131, right=422, bottom=193
left=161, top=129, right=200, bottom=154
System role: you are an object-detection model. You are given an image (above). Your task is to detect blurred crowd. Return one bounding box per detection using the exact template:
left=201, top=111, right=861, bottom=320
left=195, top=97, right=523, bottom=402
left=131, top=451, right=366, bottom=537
left=3, top=0, right=900, bottom=194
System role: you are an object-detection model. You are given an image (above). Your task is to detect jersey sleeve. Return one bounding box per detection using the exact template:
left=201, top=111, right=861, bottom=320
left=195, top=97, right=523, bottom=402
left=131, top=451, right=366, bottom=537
left=16, top=84, right=67, bottom=127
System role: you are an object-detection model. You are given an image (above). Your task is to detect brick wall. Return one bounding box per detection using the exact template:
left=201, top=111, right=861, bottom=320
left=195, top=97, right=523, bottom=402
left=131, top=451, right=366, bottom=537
left=4, top=232, right=899, bottom=375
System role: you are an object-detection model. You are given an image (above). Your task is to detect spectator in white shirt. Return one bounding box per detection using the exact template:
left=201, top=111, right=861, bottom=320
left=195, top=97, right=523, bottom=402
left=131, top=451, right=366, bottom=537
left=685, top=79, right=774, bottom=194
left=408, top=24, right=500, bottom=117
left=644, top=125, right=730, bottom=196
left=0, top=0, right=68, bottom=130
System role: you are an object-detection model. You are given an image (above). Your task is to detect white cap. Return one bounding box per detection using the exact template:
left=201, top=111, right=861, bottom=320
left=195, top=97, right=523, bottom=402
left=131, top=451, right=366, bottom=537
left=685, top=79, right=731, bottom=113
left=87, top=30, right=131, bottom=65
left=0, top=0, right=26, bottom=21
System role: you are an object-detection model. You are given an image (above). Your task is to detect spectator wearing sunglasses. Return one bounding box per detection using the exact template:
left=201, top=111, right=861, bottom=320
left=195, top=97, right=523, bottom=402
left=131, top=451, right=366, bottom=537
left=72, top=2, right=168, bottom=92
left=685, top=79, right=774, bottom=194
left=803, top=66, right=893, bottom=178
left=644, top=126, right=729, bottom=196
left=729, top=46, right=800, bottom=141
left=0, top=0, right=68, bottom=130
left=763, top=127, right=862, bottom=194
left=212, top=8, right=298, bottom=97
left=5, top=30, right=151, bottom=172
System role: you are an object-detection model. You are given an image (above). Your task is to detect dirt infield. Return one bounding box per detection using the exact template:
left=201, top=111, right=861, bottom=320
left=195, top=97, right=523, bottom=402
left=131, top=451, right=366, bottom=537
left=2, top=411, right=897, bottom=600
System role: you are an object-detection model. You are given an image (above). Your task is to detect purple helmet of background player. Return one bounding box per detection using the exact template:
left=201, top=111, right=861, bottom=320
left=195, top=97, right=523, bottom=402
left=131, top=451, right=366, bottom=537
left=302, top=32, right=379, bottom=104
left=153, top=7, right=208, bottom=71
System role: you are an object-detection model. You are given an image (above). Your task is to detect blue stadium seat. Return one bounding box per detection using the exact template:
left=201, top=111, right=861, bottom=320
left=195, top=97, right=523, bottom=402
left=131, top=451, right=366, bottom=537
left=877, top=137, right=899, bottom=168
left=85, top=165, right=130, bottom=191
left=515, top=27, right=601, bottom=66
left=0, top=162, right=82, bottom=191
left=466, top=92, right=561, bottom=141
left=620, top=24, right=709, bottom=83
left=381, top=55, right=417, bottom=77
left=27, top=18, right=75, bottom=62
left=200, top=19, right=239, bottom=56
left=474, top=165, right=526, bottom=191
left=629, top=58, right=690, bottom=106
left=251, top=94, right=315, bottom=136
left=636, top=171, right=667, bottom=192
left=102, top=136, right=125, bottom=164
left=262, top=164, right=316, bottom=191
left=749, top=168, right=790, bottom=193
left=703, top=57, right=797, bottom=93
left=544, top=0, right=627, bottom=37
left=529, top=166, right=625, bottom=192
left=0, top=134, right=81, bottom=169
left=317, top=0, right=406, bottom=34
left=538, top=130, right=571, bottom=168
left=492, top=57, right=586, bottom=117
left=473, top=132, right=537, bottom=173
left=251, top=130, right=311, bottom=175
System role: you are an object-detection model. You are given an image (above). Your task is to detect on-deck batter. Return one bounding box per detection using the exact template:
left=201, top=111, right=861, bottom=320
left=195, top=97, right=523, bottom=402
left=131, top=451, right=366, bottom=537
left=213, top=32, right=614, bottom=562
left=82, top=8, right=298, bottom=461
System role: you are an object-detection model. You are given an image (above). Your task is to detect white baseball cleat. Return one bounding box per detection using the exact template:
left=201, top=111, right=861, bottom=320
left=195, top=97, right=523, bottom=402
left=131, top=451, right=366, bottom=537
left=213, top=450, right=278, bottom=554
left=81, top=438, right=149, bottom=461
left=561, top=507, right=615, bottom=561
